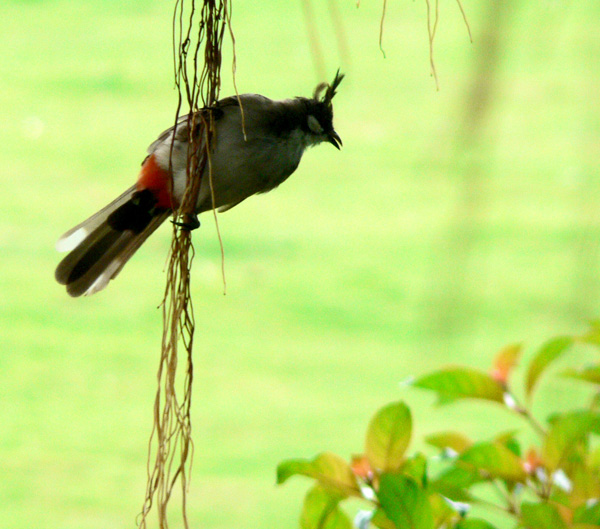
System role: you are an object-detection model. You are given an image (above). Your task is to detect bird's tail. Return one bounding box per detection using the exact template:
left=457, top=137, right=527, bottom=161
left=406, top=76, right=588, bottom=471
left=55, top=186, right=170, bottom=297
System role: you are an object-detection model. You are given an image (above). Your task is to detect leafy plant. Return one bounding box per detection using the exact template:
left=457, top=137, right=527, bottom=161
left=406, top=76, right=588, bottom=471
left=277, top=323, right=600, bottom=529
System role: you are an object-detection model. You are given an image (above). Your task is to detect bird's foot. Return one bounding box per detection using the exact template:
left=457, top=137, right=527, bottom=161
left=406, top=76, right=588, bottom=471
left=172, top=213, right=201, bottom=231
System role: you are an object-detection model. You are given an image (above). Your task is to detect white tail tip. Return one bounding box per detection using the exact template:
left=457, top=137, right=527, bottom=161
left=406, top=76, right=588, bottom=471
left=56, top=227, right=88, bottom=253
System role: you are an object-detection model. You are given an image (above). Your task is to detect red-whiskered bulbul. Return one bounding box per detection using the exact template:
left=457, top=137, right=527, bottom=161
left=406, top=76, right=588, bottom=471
left=55, top=72, right=344, bottom=297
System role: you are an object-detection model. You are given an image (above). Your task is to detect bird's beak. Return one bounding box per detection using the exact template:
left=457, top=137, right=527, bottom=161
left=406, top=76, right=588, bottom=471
left=327, top=130, right=342, bottom=150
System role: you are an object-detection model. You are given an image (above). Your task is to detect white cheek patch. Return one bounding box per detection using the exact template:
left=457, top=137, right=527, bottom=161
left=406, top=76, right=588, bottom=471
left=307, top=115, right=323, bottom=134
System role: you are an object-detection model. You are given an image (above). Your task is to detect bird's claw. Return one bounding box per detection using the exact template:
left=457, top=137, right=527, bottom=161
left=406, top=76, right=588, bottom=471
left=172, top=213, right=201, bottom=231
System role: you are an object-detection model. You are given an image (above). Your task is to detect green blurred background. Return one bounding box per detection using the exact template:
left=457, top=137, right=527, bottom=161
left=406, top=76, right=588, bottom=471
left=1, top=1, right=599, bottom=528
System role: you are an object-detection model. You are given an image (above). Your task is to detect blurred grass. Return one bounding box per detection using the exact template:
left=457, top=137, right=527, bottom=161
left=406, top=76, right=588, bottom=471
left=0, top=1, right=599, bottom=528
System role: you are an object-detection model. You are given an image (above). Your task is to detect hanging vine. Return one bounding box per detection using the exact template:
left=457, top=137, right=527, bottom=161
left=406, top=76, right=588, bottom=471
left=137, top=1, right=233, bottom=527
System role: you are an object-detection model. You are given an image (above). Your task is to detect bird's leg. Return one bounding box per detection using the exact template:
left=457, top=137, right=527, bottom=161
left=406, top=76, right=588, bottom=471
left=172, top=213, right=201, bottom=231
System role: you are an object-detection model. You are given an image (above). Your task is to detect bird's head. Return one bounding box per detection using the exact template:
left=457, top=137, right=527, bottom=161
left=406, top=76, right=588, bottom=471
left=303, top=70, right=344, bottom=149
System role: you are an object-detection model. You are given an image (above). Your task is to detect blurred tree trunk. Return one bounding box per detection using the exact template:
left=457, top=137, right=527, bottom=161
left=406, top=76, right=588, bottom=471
left=431, top=1, right=513, bottom=339
left=570, top=15, right=600, bottom=318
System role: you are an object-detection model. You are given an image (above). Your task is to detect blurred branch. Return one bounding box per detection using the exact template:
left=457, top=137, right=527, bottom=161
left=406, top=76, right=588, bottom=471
left=432, top=0, right=513, bottom=337
left=328, top=0, right=351, bottom=67
left=301, top=0, right=327, bottom=81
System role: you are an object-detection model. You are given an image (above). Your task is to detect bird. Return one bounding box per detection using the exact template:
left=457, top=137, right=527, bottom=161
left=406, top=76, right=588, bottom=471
left=55, top=71, right=344, bottom=297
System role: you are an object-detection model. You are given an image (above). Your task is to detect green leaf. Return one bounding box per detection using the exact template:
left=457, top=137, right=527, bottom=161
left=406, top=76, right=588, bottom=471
left=430, top=465, right=478, bottom=503
left=493, top=431, right=521, bottom=457
left=458, top=441, right=526, bottom=482
left=574, top=500, right=600, bottom=524
left=401, top=453, right=428, bottom=486
left=562, top=365, right=600, bottom=385
left=428, top=492, right=458, bottom=528
left=580, top=320, right=600, bottom=347
left=520, top=501, right=567, bottom=529
left=413, top=368, right=505, bottom=405
left=365, top=401, right=412, bottom=472
left=300, top=485, right=353, bottom=529
left=570, top=461, right=600, bottom=506
left=542, top=410, right=600, bottom=471
left=525, top=336, right=574, bottom=398
left=591, top=392, right=600, bottom=411
left=277, top=452, right=360, bottom=496
left=455, top=519, right=499, bottom=529
left=425, top=431, right=472, bottom=454
left=371, top=509, right=396, bottom=529
left=378, top=473, right=434, bottom=529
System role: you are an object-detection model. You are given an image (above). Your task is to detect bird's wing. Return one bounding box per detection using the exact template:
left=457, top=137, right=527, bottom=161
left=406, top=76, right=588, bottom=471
left=146, top=113, right=191, bottom=155
left=146, top=96, right=245, bottom=156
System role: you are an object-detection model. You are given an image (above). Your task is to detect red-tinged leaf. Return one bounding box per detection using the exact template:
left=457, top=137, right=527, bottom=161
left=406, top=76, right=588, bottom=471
left=525, top=336, right=574, bottom=398
left=350, top=455, right=373, bottom=480
left=277, top=452, right=360, bottom=496
left=520, top=501, right=568, bottom=529
left=562, top=365, right=600, bottom=385
left=413, top=368, right=505, bottom=405
left=455, top=520, right=499, bottom=529
left=378, top=473, right=434, bottom=529
left=458, top=441, right=526, bottom=482
left=300, top=485, right=353, bottom=529
left=542, top=410, right=600, bottom=471
left=425, top=431, right=472, bottom=454
left=365, top=401, right=412, bottom=472
left=523, top=448, right=542, bottom=474
left=491, top=343, right=522, bottom=385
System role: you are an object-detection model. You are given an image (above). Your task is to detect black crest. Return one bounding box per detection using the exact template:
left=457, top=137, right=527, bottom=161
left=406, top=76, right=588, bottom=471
left=313, top=70, right=345, bottom=109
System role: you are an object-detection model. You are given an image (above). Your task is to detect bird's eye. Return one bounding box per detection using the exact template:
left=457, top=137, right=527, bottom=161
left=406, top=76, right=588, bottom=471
left=307, top=115, right=324, bottom=134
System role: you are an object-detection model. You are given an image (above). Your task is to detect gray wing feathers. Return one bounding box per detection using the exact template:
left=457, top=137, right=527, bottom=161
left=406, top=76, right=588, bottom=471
left=146, top=114, right=190, bottom=154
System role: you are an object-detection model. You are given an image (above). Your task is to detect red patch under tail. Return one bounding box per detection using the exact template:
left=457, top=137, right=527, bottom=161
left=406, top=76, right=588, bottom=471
left=137, top=154, right=174, bottom=209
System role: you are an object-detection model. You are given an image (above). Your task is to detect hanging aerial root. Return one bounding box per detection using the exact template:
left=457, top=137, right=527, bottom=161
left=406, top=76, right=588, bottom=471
left=138, top=1, right=235, bottom=528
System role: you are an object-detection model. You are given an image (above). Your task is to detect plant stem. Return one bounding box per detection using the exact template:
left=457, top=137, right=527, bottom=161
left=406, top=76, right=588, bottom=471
left=490, top=480, right=517, bottom=514
left=507, top=391, right=546, bottom=437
